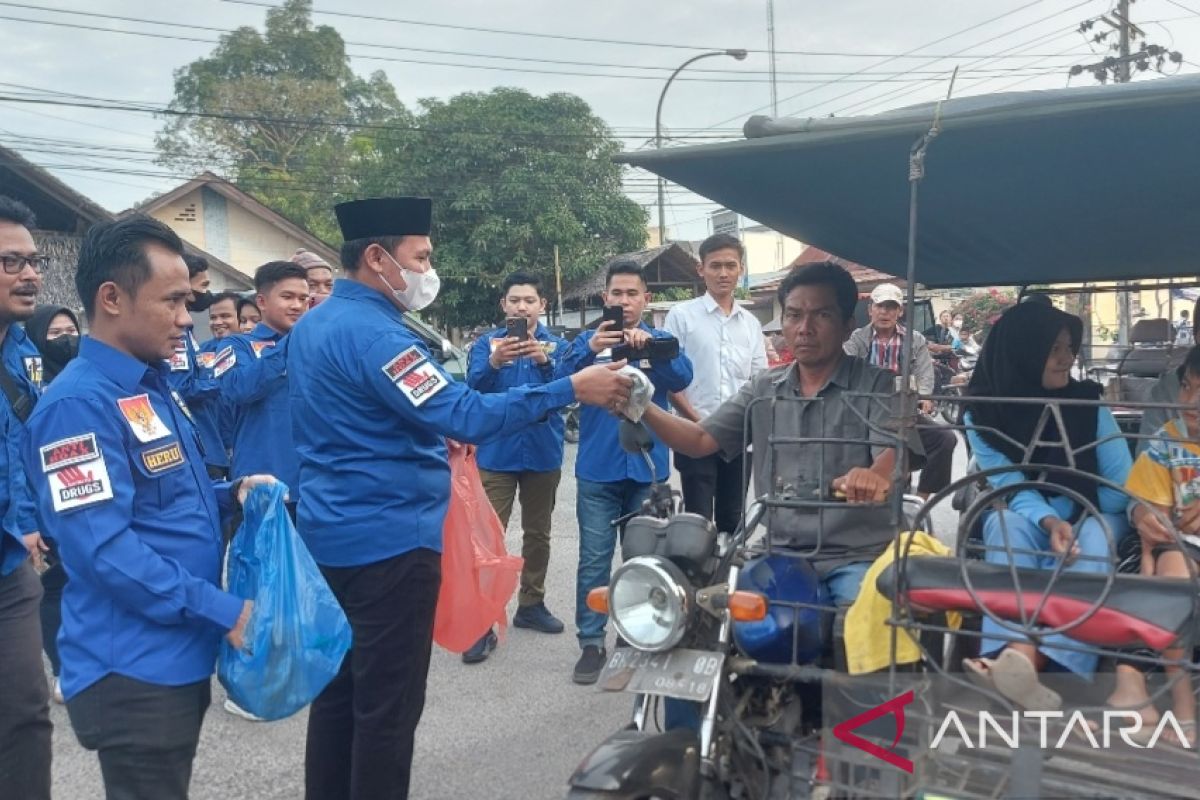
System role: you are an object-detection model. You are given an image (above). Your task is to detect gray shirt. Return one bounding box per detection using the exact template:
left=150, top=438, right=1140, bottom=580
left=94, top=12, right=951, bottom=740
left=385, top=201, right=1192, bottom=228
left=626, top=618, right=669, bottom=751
left=844, top=325, right=935, bottom=395
left=700, top=354, right=905, bottom=575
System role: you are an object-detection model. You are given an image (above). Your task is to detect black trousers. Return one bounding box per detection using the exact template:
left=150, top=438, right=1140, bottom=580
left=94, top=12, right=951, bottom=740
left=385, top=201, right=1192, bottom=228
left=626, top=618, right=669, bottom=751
left=306, top=548, right=442, bottom=800
left=67, top=674, right=210, bottom=800
left=0, top=561, right=52, bottom=800
left=40, top=540, right=67, bottom=677
left=916, top=422, right=956, bottom=495
left=675, top=451, right=746, bottom=535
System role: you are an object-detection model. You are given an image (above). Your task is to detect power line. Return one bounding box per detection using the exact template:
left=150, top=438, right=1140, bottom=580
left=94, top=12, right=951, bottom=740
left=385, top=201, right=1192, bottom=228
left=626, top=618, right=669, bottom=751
left=0, top=12, right=1078, bottom=86
left=221, top=0, right=1104, bottom=59
left=691, top=0, right=1099, bottom=133
left=0, top=2, right=1087, bottom=78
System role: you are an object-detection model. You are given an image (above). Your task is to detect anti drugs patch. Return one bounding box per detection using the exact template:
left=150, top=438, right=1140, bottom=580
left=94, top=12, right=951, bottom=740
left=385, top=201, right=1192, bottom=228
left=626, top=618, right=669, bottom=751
left=141, top=441, right=185, bottom=474
left=39, top=432, right=101, bottom=472
left=167, top=341, right=189, bottom=372
left=381, top=346, right=426, bottom=381
left=48, top=458, right=113, bottom=513
left=393, top=361, right=447, bottom=407
left=212, top=346, right=236, bottom=378
left=117, top=394, right=171, bottom=443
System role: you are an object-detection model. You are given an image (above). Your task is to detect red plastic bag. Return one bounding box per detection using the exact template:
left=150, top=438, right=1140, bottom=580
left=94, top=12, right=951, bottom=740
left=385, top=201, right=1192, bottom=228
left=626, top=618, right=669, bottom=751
left=433, top=448, right=524, bottom=653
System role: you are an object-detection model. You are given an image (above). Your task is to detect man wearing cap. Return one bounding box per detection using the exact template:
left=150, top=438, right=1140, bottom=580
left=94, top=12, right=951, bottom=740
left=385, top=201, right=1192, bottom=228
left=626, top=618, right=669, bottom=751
left=292, top=249, right=334, bottom=307
left=287, top=196, right=634, bottom=800
left=844, top=282, right=955, bottom=499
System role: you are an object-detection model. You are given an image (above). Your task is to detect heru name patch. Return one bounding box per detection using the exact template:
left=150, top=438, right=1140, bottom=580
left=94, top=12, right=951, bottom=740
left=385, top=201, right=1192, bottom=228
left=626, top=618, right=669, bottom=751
left=141, top=441, right=185, bottom=473
left=48, top=458, right=113, bottom=513
left=39, top=433, right=101, bottom=472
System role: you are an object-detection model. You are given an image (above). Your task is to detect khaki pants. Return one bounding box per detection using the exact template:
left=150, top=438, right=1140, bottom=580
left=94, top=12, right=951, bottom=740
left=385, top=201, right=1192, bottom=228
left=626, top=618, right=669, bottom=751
left=479, top=468, right=561, bottom=608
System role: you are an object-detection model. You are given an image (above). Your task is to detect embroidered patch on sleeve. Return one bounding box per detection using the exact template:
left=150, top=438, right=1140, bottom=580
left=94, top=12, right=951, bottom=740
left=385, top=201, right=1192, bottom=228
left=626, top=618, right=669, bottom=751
left=196, top=351, right=216, bottom=370
left=48, top=459, right=114, bottom=513
left=141, top=441, right=186, bottom=474
left=117, top=394, right=171, bottom=443
left=251, top=340, right=275, bottom=359
left=39, top=433, right=101, bottom=472
left=393, top=360, right=448, bottom=407
left=167, top=341, right=190, bottom=372
left=212, top=346, right=236, bottom=378
left=381, top=346, right=426, bottom=381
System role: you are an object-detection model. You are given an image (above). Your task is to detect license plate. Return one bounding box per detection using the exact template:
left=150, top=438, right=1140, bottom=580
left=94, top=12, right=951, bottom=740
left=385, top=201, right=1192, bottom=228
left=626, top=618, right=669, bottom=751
left=597, top=647, right=725, bottom=702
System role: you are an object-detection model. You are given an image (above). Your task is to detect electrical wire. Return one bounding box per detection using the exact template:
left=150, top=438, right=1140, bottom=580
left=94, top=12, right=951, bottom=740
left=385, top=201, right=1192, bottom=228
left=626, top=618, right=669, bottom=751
left=221, top=0, right=1104, bottom=59
left=0, top=2, right=1088, bottom=79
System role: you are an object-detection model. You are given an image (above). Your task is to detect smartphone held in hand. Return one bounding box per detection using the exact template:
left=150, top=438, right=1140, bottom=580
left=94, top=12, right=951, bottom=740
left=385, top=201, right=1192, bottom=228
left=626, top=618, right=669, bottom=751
left=505, top=317, right=530, bottom=340
left=601, top=305, right=624, bottom=331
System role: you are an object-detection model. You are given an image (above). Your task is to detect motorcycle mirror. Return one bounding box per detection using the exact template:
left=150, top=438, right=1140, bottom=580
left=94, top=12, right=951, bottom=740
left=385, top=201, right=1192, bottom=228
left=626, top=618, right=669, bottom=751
left=618, top=418, right=654, bottom=454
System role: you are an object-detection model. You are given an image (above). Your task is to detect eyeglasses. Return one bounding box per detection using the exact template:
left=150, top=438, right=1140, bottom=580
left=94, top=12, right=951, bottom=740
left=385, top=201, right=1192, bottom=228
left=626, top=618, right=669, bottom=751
left=1, top=254, right=50, bottom=274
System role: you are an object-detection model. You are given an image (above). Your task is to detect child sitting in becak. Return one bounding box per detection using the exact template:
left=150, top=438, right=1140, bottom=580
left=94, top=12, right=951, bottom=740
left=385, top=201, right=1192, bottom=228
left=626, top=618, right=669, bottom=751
left=1117, top=345, right=1200, bottom=747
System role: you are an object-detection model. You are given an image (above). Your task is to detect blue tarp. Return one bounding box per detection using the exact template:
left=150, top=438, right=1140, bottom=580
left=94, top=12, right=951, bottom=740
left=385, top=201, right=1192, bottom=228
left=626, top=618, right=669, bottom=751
left=619, top=75, right=1200, bottom=288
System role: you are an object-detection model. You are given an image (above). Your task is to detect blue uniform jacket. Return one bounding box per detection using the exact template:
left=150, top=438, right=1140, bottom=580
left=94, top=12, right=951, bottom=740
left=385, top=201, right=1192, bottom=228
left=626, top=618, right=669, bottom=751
left=166, top=327, right=227, bottom=470
left=1, top=325, right=41, bottom=576
left=21, top=338, right=244, bottom=700
left=556, top=325, right=693, bottom=484
left=467, top=323, right=568, bottom=473
left=287, top=279, right=577, bottom=568
left=218, top=324, right=297, bottom=491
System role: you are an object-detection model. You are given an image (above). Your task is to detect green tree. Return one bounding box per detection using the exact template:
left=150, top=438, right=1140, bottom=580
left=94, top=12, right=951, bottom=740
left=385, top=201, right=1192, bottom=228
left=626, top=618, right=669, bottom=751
left=367, top=88, right=647, bottom=328
left=155, top=0, right=405, bottom=241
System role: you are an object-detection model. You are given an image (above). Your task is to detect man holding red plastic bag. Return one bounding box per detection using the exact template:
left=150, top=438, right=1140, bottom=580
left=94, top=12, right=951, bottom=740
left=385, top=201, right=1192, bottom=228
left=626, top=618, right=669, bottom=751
left=286, top=196, right=636, bottom=800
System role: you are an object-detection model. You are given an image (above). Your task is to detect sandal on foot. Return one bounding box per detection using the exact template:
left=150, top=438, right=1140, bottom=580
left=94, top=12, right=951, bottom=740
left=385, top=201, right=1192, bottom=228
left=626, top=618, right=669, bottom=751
left=963, top=650, right=1061, bottom=711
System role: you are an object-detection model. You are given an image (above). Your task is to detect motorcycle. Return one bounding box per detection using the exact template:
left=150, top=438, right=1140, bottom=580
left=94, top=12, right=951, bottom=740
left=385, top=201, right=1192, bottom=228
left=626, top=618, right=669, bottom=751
left=568, top=420, right=929, bottom=800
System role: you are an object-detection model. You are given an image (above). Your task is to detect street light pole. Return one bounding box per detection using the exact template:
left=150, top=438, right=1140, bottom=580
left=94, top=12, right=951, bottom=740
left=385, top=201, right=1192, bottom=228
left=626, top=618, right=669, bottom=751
left=655, top=48, right=748, bottom=245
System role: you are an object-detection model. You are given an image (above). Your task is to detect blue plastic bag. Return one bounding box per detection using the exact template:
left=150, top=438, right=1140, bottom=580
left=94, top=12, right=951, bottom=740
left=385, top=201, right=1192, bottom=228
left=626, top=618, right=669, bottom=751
left=218, top=482, right=351, bottom=721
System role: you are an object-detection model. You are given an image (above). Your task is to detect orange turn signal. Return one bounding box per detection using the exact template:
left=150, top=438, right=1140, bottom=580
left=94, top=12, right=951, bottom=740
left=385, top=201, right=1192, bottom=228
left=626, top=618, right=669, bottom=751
left=728, top=591, right=768, bottom=622
left=586, top=587, right=610, bottom=615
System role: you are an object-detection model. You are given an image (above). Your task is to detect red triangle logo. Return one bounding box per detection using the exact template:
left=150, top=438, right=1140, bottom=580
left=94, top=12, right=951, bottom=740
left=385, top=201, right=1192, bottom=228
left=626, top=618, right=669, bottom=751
left=831, top=689, right=915, bottom=774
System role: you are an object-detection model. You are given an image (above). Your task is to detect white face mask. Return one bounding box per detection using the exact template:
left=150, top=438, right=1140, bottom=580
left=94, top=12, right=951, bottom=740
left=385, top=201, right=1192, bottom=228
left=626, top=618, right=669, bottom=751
left=379, top=251, right=440, bottom=311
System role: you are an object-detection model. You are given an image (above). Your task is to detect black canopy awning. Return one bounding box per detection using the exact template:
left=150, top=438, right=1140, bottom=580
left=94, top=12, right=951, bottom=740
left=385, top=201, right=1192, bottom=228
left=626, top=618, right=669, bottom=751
left=619, top=75, right=1200, bottom=288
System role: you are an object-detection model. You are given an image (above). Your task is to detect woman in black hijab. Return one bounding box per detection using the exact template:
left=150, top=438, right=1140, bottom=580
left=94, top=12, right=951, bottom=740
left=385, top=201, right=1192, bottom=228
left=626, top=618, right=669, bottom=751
left=961, top=301, right=1132, bottom=707
left=25, top=304, right=79, bottom=385
left=24, top=303, right=81, bottom=704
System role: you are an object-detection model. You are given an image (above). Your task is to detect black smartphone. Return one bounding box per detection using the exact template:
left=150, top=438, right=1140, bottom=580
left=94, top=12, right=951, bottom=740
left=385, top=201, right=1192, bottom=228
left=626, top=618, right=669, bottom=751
left=505, top=317, right=530, bottom=340
left=601, top=305, right=624, bottom=331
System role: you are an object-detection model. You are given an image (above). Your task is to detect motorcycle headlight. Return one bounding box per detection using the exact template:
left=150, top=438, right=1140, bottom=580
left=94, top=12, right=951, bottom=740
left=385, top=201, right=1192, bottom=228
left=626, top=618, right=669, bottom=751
left=609, top=556, right=691, bottom=652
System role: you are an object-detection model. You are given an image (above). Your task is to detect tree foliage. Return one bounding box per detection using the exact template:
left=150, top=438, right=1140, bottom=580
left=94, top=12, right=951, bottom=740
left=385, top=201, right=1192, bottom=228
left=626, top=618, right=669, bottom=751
left=369, top=88, right=647, bottom=327
left=155, top=0, right=405, bottom=242
left=156, top=1, right=647, bottom=329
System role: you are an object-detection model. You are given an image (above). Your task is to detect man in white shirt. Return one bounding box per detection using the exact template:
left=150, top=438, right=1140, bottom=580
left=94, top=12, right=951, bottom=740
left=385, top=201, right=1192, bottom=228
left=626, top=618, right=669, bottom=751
left=664, top=234, right=767, bottom=534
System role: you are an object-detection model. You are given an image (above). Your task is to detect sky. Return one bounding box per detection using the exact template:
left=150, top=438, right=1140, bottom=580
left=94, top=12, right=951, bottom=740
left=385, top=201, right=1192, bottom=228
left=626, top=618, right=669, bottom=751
left=3, top=0, right=1199, bottom=242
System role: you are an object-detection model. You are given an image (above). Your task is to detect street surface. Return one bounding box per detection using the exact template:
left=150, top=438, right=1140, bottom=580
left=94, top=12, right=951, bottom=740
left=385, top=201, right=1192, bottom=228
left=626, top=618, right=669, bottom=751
left=49, top=438, right=964, bottom=799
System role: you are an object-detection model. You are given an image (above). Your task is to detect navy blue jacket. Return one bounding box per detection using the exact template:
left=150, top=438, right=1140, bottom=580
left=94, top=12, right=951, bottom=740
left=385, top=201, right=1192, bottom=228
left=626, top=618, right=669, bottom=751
left=22, top=338, right=243, bottom=700
left=287, top=280, right=577, bottom=568
left=218, top=324, right=297, bottom=491
left=467, top=323, right=568, bottom=473
left=1, top=324, right=41, bottom=576
left=556, top=325, right=692, bottom=484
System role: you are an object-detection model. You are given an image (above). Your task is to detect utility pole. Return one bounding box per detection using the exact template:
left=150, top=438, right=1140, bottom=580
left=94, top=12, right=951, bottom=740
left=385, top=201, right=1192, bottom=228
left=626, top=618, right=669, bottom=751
left=553, top=245, right=563, bottom=327
left=1071, top=0, right=1182, bottom=348
left=767, top=0, right=779, bottom=116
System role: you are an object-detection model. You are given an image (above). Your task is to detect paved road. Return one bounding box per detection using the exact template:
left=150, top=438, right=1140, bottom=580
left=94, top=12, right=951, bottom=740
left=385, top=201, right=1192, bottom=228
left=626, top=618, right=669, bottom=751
left=49, top=439, right=966, bottom=799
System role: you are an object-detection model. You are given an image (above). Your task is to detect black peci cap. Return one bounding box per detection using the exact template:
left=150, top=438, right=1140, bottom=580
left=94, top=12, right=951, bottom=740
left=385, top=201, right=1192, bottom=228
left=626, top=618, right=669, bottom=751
left=334, top=197, right=432, bottom=241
